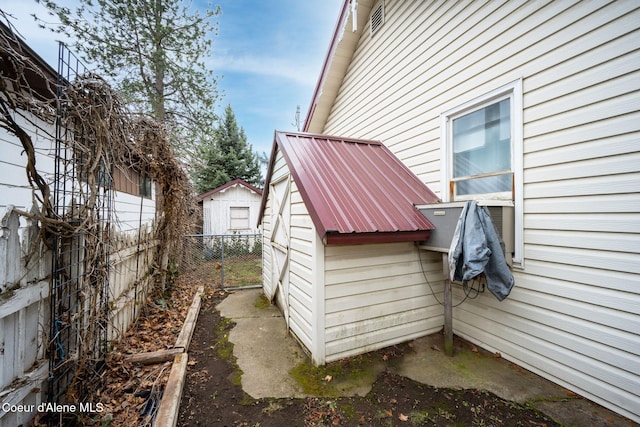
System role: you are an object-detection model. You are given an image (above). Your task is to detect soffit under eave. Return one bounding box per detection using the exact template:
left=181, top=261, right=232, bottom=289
left=306, top=1, right=374, bottom=134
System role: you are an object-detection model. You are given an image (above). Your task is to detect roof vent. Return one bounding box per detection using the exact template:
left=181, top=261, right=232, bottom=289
left=370, top=1, right=384, bottom=35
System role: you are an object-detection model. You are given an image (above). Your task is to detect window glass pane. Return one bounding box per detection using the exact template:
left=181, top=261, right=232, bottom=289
left=452, top=98, right=511, bottom=181
left=230, top=207, right=250, bottom=229
left=456, top=173, right=512, bottom=196
left=139, top=174, right=152, bottom=198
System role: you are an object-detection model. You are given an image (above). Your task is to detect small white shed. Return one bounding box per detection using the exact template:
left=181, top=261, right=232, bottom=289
left=198, top=179, right=263, bottom=235
left=259, top=131, right=441, bottom=364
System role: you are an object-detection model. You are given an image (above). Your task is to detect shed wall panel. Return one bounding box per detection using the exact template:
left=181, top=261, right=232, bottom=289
left=324, top=243, right=442, bottom=362
left=261, top=150, right=287, bottom=300
left=285, top=174, right=316, bottom=349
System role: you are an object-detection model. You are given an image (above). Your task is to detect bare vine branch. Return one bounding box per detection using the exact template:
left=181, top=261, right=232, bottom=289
left=1, top=18, right=196, bottom=403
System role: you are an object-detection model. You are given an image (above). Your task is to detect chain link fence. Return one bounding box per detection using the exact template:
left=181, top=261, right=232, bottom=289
left=179, top=234, right=262, bottom=289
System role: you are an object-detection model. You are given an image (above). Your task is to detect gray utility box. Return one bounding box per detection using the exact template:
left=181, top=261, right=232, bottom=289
left=416, top=201, right=514, bottom=264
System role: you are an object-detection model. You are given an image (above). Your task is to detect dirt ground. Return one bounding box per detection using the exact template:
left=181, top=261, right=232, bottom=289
left=177, top=288, right=560, bottom=427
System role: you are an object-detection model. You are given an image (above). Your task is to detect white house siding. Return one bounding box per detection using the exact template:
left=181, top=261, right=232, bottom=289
left=323, top=243, right=443, bottom=363
left=1, top=112, right=156, bottom=235
left=320, top=0, right=640, bottom=421
left=113, top=191, right=156, bottom=233
left=0, top=113, right=56, bottom=229
left=202, top=184, right=262, bottom=235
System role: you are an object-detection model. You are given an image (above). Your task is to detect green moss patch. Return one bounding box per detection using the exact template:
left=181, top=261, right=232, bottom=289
left=290, top=353, right=381, bottom=397
left=254, top=293, right=271, bottom=309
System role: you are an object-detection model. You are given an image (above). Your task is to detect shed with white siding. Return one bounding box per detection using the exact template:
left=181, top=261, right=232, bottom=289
left=303, top=0, right=640, bottom=422
left=198, top=179, right=263, bottom=235
left=259, top=131, right=441, bottom=364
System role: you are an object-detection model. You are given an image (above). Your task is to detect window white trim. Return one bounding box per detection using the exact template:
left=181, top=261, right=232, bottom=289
left=440, top=79, right=524, bottom=267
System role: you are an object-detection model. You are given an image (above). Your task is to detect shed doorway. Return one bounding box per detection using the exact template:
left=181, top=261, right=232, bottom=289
left=269, top=173, right=291, bottom=325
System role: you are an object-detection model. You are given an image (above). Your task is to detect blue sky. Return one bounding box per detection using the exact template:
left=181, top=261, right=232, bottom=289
left=206, top=0, right=343, bottom=155
left=2, top=0, right=343, bottom=156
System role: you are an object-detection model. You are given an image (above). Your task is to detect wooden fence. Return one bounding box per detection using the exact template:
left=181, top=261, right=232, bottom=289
left=0, top=206, right=157, bottom=426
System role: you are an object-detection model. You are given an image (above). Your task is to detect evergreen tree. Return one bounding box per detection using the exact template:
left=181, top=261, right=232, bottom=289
left=37, top=0, right=220, bottom=161
left=193, top=105, right=262, bottom=194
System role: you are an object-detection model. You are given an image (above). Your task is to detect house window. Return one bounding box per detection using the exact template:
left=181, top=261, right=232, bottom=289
left=112, top=168, right=153, bottom=199
left=230, top=207, right=250, bottom=230
left=441, top=80, right=524, bottom=267
left=451, top=97, right=512, bottom=199
left=139, top=174, right=152, bottom=199
left=77, top=156, right=112, bottom=188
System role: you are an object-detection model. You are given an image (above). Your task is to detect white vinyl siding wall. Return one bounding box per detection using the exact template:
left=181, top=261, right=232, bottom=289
left=321, top=0, right=640, bottom=421
left=113, top=191, right=156, bottom=233
left=1, top=111, right=156, bottom=235
left=260, top=197, right=273, bottom=299
left=323, top=244, right=443, bottom=362
left=0, top=114, right=56, bottom=228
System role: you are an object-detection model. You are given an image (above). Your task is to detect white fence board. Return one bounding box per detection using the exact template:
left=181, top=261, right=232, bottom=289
left=0, top=206, right=157, bottom=426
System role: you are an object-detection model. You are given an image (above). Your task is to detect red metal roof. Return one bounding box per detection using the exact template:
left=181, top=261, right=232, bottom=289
left=259, top=132, right=438, bottom=245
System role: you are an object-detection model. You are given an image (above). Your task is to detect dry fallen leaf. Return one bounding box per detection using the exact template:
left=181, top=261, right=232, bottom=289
left=104, top=279, right=200, bottom=427
left=323, top=375, right=332, bottom=382
left=399, top=413, right=409, bottom=421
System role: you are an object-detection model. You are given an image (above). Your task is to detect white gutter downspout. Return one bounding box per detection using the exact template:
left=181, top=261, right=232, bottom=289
left=351, top=0, right=358, bottom=32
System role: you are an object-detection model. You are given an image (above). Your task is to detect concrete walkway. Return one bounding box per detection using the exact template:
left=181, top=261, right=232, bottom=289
left=217, top=289, right=633, bottom=426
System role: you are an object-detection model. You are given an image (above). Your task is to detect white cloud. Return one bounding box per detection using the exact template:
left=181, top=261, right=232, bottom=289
left=209, top=0, right=342, bottom=89
left=209, top=52, right=322, bottom=87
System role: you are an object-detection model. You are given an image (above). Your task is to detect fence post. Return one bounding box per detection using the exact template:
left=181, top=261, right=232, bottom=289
left=220, top=235, right=225, bottom=289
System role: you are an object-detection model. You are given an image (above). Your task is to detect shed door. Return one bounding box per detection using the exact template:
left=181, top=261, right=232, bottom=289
left=269, top=174, right=291, bottom=325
